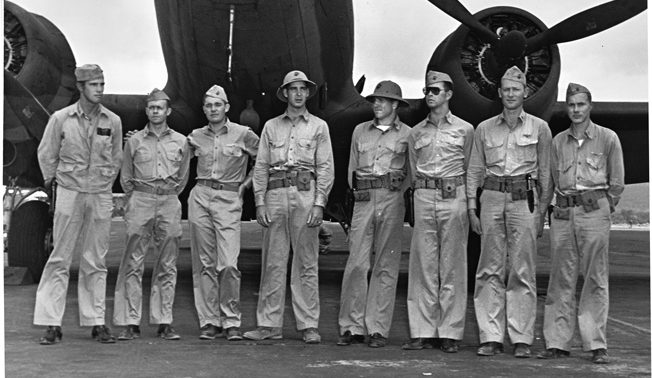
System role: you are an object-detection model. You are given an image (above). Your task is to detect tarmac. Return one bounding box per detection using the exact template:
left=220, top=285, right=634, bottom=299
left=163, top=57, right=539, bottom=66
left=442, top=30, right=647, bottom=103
left=4, top=221, right=650, bottom=377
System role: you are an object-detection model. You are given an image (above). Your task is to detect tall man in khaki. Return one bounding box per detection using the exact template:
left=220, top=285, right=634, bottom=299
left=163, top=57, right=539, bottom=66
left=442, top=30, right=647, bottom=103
left=538, top=83, right=624, bottom=364
left=403, top=71, right=473, bottom=353
left=113, top=89, right=190, bottom=341
left=35, top=64, right=122, bottom=344
left=337, top=81, right=410, bottom=348
left=245, top=70, right=334, bottom=344
left=188, top=85, right=259, bottom=341
left=467, top=66, right=552, bottom=358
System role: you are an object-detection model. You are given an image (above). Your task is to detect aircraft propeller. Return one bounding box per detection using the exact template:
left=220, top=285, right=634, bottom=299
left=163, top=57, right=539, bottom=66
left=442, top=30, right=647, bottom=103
left=428, top=0, right=646, bottom=70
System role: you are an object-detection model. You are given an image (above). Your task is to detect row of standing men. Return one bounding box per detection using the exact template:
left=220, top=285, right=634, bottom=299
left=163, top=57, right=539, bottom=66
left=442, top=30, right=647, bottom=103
left=33, top=64, right=624, bottom=365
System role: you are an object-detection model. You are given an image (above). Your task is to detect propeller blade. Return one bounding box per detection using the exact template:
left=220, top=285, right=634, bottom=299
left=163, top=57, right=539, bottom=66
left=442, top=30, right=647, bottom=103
left=427, top=0, right=498, bottom=44
left=526, top=0, right=646, bottom=54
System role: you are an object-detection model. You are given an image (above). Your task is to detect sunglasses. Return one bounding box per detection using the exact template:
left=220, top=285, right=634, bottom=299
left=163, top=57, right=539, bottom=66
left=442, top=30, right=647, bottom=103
left=423, top=87, right=445, bottom=96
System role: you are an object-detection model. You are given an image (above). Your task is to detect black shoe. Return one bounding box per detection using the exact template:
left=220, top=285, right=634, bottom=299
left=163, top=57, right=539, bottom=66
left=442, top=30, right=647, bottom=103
left=336, top=331, right=365, bottom=346
left=226, top=327, right=243, bottom=341
left=199, top=324, right=221, bottom=340
left=158, top=324, right=180, bottom=340
left=117, top=325, right=141, bottom=341
left=39, top=326, right=62, bottom=345
left=477, top=342, right=504, bottom=356
left=440, top=338, right=459, bottom=353
left=368, top=333, right=387, bottom=348
left=513, top=343, right=532, bottom=358
left=402, top=338, right=437, bottom=350
left=91, top=325, right=116, bottom=344
left=592, top=348, right=609, bottom=364
left=537, top=348, right=570, bottom=359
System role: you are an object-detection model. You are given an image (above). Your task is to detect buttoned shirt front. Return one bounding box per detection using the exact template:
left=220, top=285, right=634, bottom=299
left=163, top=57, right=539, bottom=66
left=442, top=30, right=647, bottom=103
left=408, top=111, right=473, bottom=182
left=120, top=123, right=191, bottom=195
left=38, top=102, right=123, bottom=193
left=188, top=120, right=259, bottom=183
left=348, top=117, right=410, bottom=187
left=253, top=109, right=334, bottom=207
left=466, top=110, right=552, bottom=213
left=552, top=121, right=624, bottom=205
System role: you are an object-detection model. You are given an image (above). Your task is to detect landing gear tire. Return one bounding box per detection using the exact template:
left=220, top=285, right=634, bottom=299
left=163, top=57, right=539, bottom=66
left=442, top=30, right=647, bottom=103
left=7, top=201, right=53, bottom=282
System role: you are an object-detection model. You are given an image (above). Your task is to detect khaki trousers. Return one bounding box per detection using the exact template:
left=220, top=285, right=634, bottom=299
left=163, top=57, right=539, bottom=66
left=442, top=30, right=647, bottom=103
left=256, top=184, right=319, bottom=330
left=113, top=192, right=181, bottom=326
left=33, top=186, right=113, bottom=326
left=407, top=185, right=468, bottom=340
left=189, top=185, right=243, bottom=329
left=338, top=188, right=404, bottom=337
left=543, top=196, right=611, bottom=351
left=474, top=189, right=537, bottom=345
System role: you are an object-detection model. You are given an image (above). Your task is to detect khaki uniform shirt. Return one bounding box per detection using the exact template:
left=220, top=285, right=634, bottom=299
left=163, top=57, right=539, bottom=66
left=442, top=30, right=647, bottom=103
left=408, top=111, right=473, bottom=181
left=188, top=120, right=259, bottom=183
left=551, top=121, right=625, bottom=206
left=253, top=109, right=334, bottom=207
left=348, top=117, right=411, bottom=187
left=120, top=124, right=191, bottom=195
left=38, top=102, right=122, bottom=193
left=466, top=110, right=553, bottom=215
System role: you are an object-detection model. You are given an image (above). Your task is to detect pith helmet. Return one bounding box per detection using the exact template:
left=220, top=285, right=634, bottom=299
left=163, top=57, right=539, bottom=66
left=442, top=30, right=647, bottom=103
left=365, top=80, right=409, bottom=107
left=276, top=70, right=317, bottom=102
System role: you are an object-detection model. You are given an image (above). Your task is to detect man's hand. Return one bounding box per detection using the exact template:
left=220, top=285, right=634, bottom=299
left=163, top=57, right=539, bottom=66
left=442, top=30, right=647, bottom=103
left=307, top=205, right=324, bottom=228
left=468, top=209, right=482, bottom=235
left=535, top=213, right=545, bottom=238
left=256, top=205, right=271, bottom=227
left=123, top=129, right=137, bottom=143
left=238, top=184, right=246, bottom=199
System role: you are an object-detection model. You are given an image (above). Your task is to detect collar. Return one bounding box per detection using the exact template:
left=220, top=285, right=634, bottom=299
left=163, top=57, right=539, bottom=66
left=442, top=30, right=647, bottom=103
left=203, top=119, right=230, bottom=135
left=69, top=102, right=108, bottom=119
left=144, top=123, right=171, bottom=137
left=425, top=111, right=453, bottom=128
left=368, top=115, right=402, bottom=131
left=282, top=109, right=310, bottom=122
left=568, top=121, right=596, bottom=140
left=497, top=109, right=526, bottom=126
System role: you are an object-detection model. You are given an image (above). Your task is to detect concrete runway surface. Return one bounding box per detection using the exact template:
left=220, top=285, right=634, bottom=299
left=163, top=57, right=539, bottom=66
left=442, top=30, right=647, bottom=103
left=5, top=221, right=650, bottom=377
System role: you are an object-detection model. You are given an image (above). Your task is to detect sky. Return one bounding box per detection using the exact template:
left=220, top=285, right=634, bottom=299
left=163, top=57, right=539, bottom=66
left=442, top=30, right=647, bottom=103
left=9, top=0, right=648, bottom=101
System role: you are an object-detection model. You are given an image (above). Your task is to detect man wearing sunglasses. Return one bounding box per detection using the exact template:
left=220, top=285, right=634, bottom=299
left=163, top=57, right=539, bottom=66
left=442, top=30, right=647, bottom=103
left=402, top=71, right=474, bottom=353
left=466, top=66, right=553, bottom=358
left=337, top=81, right=411, bottom=348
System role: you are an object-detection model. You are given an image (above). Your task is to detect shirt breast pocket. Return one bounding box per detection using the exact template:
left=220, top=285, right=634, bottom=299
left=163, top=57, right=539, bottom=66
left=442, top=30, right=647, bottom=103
left=443, top=133, right=464, bottom=147
left=356, top=141, right=374, bottom=169
left=516, top=135, right=538, bottom=163
left=223, top=144, right=244, bottom=158
left=269, top=139, right=286, bottom=165
left=582, top=152, right=607, bottom=183
left=297, top=138, right=316, bottom=164
left=484, top=138, right=505, bottom=166
left=166, top=148, right=183, bottom=166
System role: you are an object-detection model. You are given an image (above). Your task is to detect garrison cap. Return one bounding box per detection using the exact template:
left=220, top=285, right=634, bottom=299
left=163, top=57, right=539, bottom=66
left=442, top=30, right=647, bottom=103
left=501, top=66, right=526, bottom=86
left=566, top=82, right=591, bottom=98
left=276, top=70, right=317, bottom=102
left=204, top=84, right=229, bottom=103
left=75, top=64, right=104, bottom=82
left=146, top=88, right=170, bottom=103
left=425, top=70, right=453, bottom=88
left=365, top=80, right=409, bottom=107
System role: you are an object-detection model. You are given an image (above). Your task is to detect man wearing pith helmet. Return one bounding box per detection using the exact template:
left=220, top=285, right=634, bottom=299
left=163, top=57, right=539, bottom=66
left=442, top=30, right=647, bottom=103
left=188, top=85, right=259, bottom=341
left=113, top=88, right=191, bottom=341
left=35, top=64, right=123, bottom=344
left=466, top=66, right=553, bottom=358
left=537, top=83, right=624, bottom=364
left=246, top=70, right=334, bottom=344
left=336, top=81, right=410, bottom=348
left=402, top=71, right=474, bottom=353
